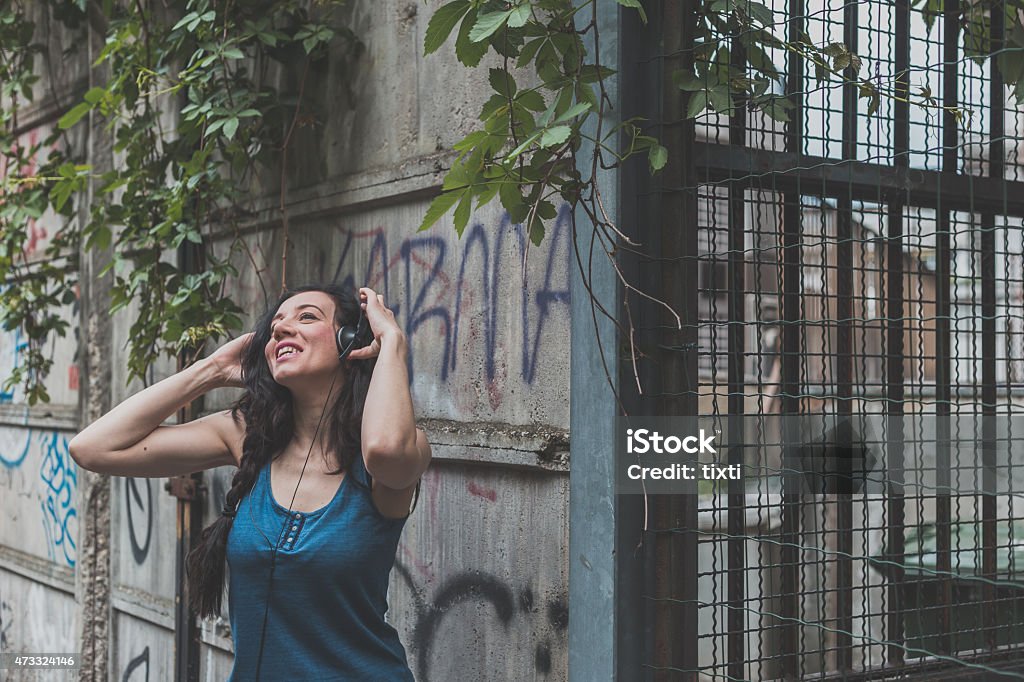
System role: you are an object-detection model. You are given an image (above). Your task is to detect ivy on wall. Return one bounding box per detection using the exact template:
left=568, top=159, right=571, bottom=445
left=0, top=0, right=352, bottom=403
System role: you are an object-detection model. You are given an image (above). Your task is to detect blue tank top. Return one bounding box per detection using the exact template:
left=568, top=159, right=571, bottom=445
left=226, top=454, right=414, bottom=681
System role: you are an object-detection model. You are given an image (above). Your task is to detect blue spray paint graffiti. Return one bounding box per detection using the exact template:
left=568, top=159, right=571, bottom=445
left=331, top=207, right=572, bottom=388
left=451, top=209, right=572, bottom=384
left=39, top=431, right=77, bottom=567
left=0, top=429, right=31, bottom=469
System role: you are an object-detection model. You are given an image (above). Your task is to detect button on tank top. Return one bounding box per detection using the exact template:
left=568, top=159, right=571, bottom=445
left=226, top=453, right=414, bottom=681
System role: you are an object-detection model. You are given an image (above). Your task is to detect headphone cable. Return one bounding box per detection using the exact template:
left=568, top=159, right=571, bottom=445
left=252, top=369, right=339, bottom=681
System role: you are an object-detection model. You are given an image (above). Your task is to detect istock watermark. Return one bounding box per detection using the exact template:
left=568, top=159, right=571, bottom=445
left=615, top=415, right=1024, bottom=496
left=616, top=418, right=740, bottom=494
left=623, top=427, right=741, bottom=485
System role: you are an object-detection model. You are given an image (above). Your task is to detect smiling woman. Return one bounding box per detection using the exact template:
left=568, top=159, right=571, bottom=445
left=67, top=282, right=431, bottom=681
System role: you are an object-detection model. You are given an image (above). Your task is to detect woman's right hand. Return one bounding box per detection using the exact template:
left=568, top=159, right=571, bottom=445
left=207, top=332, right=253, bottom=388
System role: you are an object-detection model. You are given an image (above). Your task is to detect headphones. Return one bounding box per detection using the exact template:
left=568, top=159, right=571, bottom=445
left=335, top=306, right=373, bottom=360
left=254, top=300, right=372, bottom=679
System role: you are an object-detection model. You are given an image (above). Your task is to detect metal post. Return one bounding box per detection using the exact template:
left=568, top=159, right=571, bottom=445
left=568, top=0, right=622, bottom=678
left=981, top=0, right=1004, bottom=652
left=884, top=1, right=911, bottom=667
left=727, top=26, right=747, bottom=682
left=171, top=241, right=204, bottom=681
left=835, top=1, right=860, bottom=671
left=780, top=2, right=805, bottom=676
left=935, top=0, right=960, bottom=656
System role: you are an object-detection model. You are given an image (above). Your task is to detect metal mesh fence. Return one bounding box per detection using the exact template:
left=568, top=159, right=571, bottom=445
left=622, top=0, right=1024, bottom=679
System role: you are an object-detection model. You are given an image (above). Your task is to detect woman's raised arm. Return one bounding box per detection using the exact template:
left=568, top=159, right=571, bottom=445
left=349, top=289, right=431, bottom=491
left=68, top=334, right=251, bottom=478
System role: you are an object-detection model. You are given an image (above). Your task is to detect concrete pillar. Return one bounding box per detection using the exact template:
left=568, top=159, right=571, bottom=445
left=74, top=16, right=115, bottom=681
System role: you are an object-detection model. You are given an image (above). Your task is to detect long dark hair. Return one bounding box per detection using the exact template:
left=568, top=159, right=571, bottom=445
left=186, top=283, right=376, bottom=618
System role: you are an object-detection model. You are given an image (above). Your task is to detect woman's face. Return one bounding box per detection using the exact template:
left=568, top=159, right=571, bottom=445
left=264, top=291, right=341, bottom=386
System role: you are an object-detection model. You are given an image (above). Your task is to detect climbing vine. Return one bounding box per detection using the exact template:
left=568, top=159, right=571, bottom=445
left=2, top=0, right=1024, bottom=403
left=0, top=0, right=354, bottom=403
left=419, top=0, right=1024, bottom=391
left=421, top=0, right=1024, bottom=245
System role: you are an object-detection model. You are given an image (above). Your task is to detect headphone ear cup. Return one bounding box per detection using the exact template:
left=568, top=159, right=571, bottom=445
left=336, top=326, right=355, bottom=359
left=336, top=308, right=373, bottom=361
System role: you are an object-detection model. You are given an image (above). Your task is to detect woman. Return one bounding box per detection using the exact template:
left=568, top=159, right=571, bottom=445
left=68, top=284, right=431, bottom=681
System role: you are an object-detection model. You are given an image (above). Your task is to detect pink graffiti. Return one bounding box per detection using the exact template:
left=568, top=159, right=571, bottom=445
left=466, top=480, right=497, bottom=502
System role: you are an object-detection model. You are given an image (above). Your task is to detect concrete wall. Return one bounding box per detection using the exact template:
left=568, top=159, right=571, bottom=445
left=0, top=2, right=571, bottom=680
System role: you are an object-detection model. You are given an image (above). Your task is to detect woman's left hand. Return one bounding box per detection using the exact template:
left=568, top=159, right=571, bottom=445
left=347, top=287, right=405, bottom=360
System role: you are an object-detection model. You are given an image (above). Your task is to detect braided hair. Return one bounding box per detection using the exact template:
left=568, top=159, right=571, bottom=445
left=185, top=284, right=376, bottom=618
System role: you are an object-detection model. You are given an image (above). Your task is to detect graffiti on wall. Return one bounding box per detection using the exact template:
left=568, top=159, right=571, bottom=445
left=121, top=646, right=150, bottom=682
left=126, top=478, right=153, bottom=565
left=0, top=426, right=31, bottom=469
left=39, top=431, right=77, bottom=567
left=0, top=597, right=11, bottom=650
left=327, top=208, right=572, bottom=400
left=395, top=561, right=568, bottom=680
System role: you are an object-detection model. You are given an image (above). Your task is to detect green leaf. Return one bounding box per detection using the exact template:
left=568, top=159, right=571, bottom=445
left=536, top=200, right=556, bottom=219
left=58, top=102, right=91, bottom=129
left=648, top=144, right=668, bottom=172
left=744, top=43, right=780, bottom=81
left=85, top=225, right=111, bottom=251
left=553, top=101, right=592, bottom=124
left=763, top=96, right=792, bottom=122
left=454, top=130, right=489, bottom=152
left=744, top=2, right=774, bottom=26
left=615, top=0, right=647, bottom=23
left=517, top=37, right=545, bottom=67
left=507, top=3, right=531, bottom=28
left=999, top=49, right=1024, bottom=89
left=527, top=215, right=545, bottom=245
left=50, top=182, right=73, bottom=211
left=708, top=86, right=733, bottom=114
left=83, top=86, right=106, bottom=105
left=455, top=10, right=490, bottom=66
left=480, top=93, right=509, bottom=121
left=469, top=10, right=513, bottom=43
left=540, top=125, right=572, bottom=147
left=453, top=190, right=472, bottom=236
left=517, top=90, right=546, bottom=112
left=443, top=158, right=475, bottom=190
left=476, top=179, right=500, bottom=206
left=223, top=117, right=239, bottom=140
left=172, top=11, right=198, bottom=32
left=419, top=190, right=462, bottom=231
left=424, top=0, right=470, bottom=55
left=579, top=65, right=615, bottom=84
left=685, top=90, right=708, bottom=119
left=507, top=129, right=544, bottom=158
left=499, top=182, right=529, bottom=223
left=489, top=68, right=517, bottom=98
left=673, top=71, right=703, bottom=91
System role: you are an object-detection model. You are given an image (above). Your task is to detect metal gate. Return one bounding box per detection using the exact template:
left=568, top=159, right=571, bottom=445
left=621, top=0, right=1024, bottom=678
